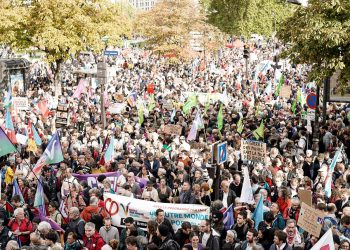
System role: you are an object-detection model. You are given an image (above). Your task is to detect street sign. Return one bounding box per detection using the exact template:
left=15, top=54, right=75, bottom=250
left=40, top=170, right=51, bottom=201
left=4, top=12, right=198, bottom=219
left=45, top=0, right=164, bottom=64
left=306, top=92, right=317, bottom=109
left=217, top=142, right=227, bottom=165
left=104, top=50, right=119, bottom=56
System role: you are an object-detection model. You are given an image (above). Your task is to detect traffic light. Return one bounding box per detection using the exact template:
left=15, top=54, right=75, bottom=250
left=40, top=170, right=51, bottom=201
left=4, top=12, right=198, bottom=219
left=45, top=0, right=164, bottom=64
left=243, top=45, right=249, bottom=59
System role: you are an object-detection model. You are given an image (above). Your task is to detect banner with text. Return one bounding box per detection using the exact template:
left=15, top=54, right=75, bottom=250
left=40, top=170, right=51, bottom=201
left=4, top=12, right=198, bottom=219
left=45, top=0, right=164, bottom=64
left=73, top=172, right=148, bottom=191
left=104, top=193, right=210, bottom=231
left=240, top=139, right=266, bottom=163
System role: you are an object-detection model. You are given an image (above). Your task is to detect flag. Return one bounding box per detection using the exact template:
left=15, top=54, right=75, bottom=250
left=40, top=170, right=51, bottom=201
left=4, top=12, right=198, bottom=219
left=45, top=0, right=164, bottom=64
left=274, top=74, right=284, bottom=96
left=12, top=179, right=25, bottom=204
left=104, top=137, right=115, bottom=162
left=240, top=167, right=254, bottom=204
left=127, top=92, right=137, bottom=107
left=34, top=178, right=46, bottom=216
left=324, top=145, right=343, bottom=198
left=237, top=117, right=244, bottom=134
left=252, top=195, right=264, bottom=230
left=291, top=99, right=297, bottom=114
left=253, top=120, right=264, bottom=140
left=223, top=204, right=234, bottom=230
left=27, top=121, right=34, bottom=139
left=38, top=213, right=65, bottom=232
left=0, top=127, right=16, bottom=158
left=255, top=103, right=260, bottom=117
left=38, top=100, right=49, bottom=118
left=170, top=108, right=176, bottom=123
left=148, top=94, right=156, bottom=111
left=138, top=104, right=144, bottom=125
left=72, top=79, right=87, bottom=99
left=264, top=81, right=272, bottom=96
left=347, top=111, right=350, bottom=121
left=27, top=121, right=37, bottom=152
left=194, top=109, right=204, bottom=129
left=4, top=108, right=17, bottom=144
left=28, top=132, right=63, bottom=180
left=32, top=124, right=42, bottom=146
left=182, top=94, right=197, bottom=115
left=310, top=229, right=335, bottom=250
left=187, top=121, right=198, bottom=141
left=3, top=84, right=12, bottom=108
left=217, top=103, right=223, bottom=130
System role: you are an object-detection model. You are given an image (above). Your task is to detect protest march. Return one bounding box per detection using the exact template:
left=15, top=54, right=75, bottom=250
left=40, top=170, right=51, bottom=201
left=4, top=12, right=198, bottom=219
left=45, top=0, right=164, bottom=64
left=0, top=37, right=349, bottom=250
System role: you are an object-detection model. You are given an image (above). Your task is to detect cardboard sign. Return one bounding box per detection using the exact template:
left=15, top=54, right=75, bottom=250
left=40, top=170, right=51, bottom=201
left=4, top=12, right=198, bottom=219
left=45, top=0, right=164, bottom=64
left=12, top=97, right=29, bottom=110
left=114, top=94, right=124, bottom=103
left=108, top=103, right=126, bottom=114
left=297, top=202, right=324, bottom=237
left=298, top=189, right=312, bottom=206
left=163, top=124, right=182, bottom=135
left=56, top=104, right=69, bottom=128
left=240, top=139, right=266, bottom=163
left=280, top=85, right=292, bottom=99
left=163, top=102, right=173, bottom=110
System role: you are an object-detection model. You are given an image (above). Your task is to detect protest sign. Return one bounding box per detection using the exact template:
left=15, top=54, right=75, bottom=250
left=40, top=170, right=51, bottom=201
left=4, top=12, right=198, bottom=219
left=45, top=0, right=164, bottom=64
left=72, top=172, right=147, bottom=192
left=298, top=202, right=324, bottom=237
left=114, top=94, right=124, bottom=103
left=104, top=193, right=210, bottom=231
left=15, top=133, right=28, bottom=145
left=12, top=97, right=29, bottom=110
left=280, top=85, right=292, bottom=99
left=163, top=124, right=182, bottom=135
left=298, top=189, right=312, bottom=207
left=108, top=103, right=126, bottom=114
left=240, top=140, right=266, bottom=163
left=56, top=103, right=69, bottom=128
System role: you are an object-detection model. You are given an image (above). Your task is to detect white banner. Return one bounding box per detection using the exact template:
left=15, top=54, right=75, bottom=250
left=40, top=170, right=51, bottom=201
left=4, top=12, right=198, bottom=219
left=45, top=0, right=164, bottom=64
left=12, top=97, right=29, bottom=110
left=104, top=193, right=210, bottom=231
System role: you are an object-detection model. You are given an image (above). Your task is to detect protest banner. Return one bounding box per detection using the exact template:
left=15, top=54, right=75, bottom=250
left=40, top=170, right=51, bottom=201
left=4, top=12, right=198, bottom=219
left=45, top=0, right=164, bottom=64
left=163, top=124, right=182, bottom=135
left=298, top=189, right=312, bottom=207
left=240, top=139, right=266, bottom=163
left=72, top=172, right=148, bottom=192
left=12, top=97, right=29, bottom=110
left=104, top=193, right=210, bottom=231
left=297, top=202, right=324, bottom=237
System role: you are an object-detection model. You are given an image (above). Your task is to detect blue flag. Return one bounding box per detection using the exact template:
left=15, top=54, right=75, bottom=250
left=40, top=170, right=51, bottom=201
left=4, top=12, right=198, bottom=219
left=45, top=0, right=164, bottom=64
left=252, top=195, right=264, bottom=230
left=34, top=178, right=46, bottom=216
left=324, top=145, right=343, bottom=198
left=223, top=204, right=234, bottom=230
left=12, top=179, right=25, bottom=204
left=32, top=124, right=42, bottom=146
left=104, top=137, right=115, bottom=162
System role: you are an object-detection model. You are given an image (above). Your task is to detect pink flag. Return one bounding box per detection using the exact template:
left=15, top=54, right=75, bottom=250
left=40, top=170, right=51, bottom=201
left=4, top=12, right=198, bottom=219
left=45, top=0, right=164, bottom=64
left=72, top=79, right=87, bottom=99
left=187, top=121, right=197, bottom=141
left=37, top=101, right=49, bottom=118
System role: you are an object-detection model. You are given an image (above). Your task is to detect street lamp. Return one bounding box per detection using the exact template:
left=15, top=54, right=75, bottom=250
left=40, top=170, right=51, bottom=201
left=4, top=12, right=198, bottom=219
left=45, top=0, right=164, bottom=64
left=243, top=45, right=250, bottom=80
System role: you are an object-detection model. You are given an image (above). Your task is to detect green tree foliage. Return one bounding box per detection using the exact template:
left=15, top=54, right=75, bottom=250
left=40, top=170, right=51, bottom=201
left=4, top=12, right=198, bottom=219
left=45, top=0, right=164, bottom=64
left=278, top=0, right=350, bottom=91
left=207, top=0, right=291, bottom=37
left=135, top=0, right=223, bottom=62
left=0, top=0, right=133, bottom=82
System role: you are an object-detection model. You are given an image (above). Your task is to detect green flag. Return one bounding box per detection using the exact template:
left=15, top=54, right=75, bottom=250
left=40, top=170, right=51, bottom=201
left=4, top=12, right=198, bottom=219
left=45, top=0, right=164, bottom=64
left=253, top=120, right=264, bottom=140
left=347, top=112, right=350, bottom=121
left=0, top=127, right=16, bottom=158
left=274, top=74, right=284, bottom=96
left=138, top=104, right=144, bottom=125
left=163, top=144, right=172, bottom=152
left=217, top=103, right=223, bottom=130
left=255, top=103, right=260, bottom=117
left=291, top=100, right=297, bottom=114
left=182, top=93, right=197, bottom=114
left=237, top=117, right=244, bottom=134
left=148, top=94, right=156, bottom=111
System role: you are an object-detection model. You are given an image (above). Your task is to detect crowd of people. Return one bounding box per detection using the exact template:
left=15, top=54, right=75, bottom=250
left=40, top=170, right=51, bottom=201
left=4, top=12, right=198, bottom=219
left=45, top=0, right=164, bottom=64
left=0, top=39, right=349, bottom=250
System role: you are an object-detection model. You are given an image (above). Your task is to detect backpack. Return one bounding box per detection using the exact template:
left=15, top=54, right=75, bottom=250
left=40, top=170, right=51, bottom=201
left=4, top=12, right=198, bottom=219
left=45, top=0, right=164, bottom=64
left=90, top=208, right=103, bottom=231
left=163, top=239, right=180, bottom=250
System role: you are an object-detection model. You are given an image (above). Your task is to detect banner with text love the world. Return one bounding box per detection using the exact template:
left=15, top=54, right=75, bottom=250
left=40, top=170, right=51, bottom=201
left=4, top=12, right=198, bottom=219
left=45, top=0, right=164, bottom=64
left=104, top=193, right=210, bottom=231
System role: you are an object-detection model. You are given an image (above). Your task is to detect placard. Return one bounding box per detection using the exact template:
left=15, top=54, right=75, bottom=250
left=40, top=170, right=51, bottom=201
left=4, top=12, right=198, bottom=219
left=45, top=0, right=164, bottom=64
left=108, top=103, right=126, bottom=114
left=280, top=85, right=292, bottom=99
left=163, top=124, right=182, bottom=135
left=56, top=104, right=69, bottom=128
left=297, top=202, right=324, bottom=237
left=12, top=97, right=29, bottom=110
left=114, top=94, right=124, bottom=103
left=240, top=139, right=266, bottom=163
left=298, top=189, right=312, bottom=206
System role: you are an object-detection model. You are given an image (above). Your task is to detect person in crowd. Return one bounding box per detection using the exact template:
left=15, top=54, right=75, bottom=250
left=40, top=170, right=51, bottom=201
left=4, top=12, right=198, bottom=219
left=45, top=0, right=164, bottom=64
left=157, top=224, right=179, bottom=250
left=179, top=181, right=195, bottom=204
left=184, top=232, right=203, bottom=250
left=269, top=230, right=292, bottom=250
left=8, top=208, right=33, bottom=246
left=199, top=220, right=220, bottom=250
left=219, top=180, right=236, bottom=208
left=155, top=209, right=174, bottom=236
left=99, top=217, right=119, bottom=245
left=146, top=220, right=161, bottom=246
left=48, top=201, right=63, bottom=226
left=270, top=203, right=286, bottom=230
left=174, top=221, right=191, bottom=248
left=119, top=217, right=144, bottom=250
left=232, top=210, right=249, bottom=242
left=64, top=232, right=83, bottom=250
left=240, top=228, right=263, bottom=250
left=283, top=219, right=302, bottom=247
left=64, top=207, right=85, bottom=240
left=82, top=222, right=105, bottom=250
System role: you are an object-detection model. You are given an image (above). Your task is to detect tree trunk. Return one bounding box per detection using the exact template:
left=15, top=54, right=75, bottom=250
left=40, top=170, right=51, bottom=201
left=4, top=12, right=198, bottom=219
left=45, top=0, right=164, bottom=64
left=50, top=59, right=63, bottom=97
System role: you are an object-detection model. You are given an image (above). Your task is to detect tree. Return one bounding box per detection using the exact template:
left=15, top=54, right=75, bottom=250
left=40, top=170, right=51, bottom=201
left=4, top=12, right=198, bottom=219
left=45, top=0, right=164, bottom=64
left=135, top=0, right=223, bottom=62
left=278, top=0, right=350, bottom=92
left=0, top=0, right=133, bottom=86
left=207, top=0, right=291, bottom=37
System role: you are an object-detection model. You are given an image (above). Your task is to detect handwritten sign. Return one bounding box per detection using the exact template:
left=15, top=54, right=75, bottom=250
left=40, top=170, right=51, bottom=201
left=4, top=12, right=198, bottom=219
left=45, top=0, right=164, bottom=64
left=12, top=97, right=29, bottom=110
left=240, top=140, right=266, bottom=163
left=298, top=202, right=323, bottom=237
left=163, top=124, right=182, bottom=135
left=298, top=189, right=312, bottom=207
left=280, top=85, right=292, bottom=99
left=56, top=104, right=69, bottom=128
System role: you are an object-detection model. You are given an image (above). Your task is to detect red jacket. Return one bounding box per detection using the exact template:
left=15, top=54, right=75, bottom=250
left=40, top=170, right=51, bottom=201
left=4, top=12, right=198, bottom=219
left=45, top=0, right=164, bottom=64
left=83, top=232, right=105, bottom=250
left=8, top=218, right=33, bottom=245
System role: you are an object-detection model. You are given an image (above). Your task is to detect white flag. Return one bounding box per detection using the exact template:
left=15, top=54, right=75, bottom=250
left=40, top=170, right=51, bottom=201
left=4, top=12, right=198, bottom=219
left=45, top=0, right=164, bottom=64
left=310, top=229, right=335, bottom=250
left=240, top=167, right=254, bottom=204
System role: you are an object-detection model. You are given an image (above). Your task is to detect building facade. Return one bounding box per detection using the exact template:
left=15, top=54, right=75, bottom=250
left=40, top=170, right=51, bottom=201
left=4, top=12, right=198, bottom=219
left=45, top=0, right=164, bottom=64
left=128, top=0, right=157, bottom=11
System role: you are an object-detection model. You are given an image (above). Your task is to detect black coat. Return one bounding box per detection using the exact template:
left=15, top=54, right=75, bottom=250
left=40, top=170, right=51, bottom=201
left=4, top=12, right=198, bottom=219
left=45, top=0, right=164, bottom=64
left=219, top=190, right=236, bottom=207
